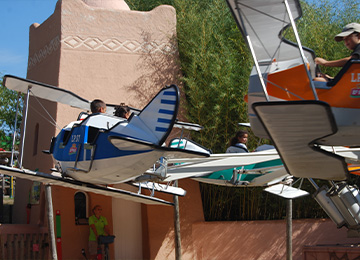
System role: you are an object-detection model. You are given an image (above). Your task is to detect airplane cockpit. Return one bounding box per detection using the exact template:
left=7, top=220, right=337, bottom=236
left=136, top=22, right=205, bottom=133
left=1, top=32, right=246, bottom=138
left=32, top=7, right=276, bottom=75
left=51, top=112, right=127, bottom=164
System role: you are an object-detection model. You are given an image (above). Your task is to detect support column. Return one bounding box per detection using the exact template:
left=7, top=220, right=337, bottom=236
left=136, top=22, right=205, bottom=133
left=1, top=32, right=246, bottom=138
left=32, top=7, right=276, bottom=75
left=45, top=185, right=58, bottom=260
left=174, top=180, right=181, bottom=260
left=286, top=199, right=292, bottom=260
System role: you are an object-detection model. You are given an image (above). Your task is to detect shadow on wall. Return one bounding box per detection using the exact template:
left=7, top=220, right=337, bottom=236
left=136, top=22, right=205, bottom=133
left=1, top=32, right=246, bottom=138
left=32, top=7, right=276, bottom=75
left=125, top=32, right=181, bottom=107
left=127, top=31, right=191, bottom=145
left=144, top=179, right=205, bottom=260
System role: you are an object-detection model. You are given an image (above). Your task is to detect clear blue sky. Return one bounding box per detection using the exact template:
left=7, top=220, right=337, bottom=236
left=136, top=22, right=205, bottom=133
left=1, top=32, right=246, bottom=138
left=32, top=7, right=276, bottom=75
left=0, top=0, right=351, bottom=79
left=0, top=0, right=58, bottom=78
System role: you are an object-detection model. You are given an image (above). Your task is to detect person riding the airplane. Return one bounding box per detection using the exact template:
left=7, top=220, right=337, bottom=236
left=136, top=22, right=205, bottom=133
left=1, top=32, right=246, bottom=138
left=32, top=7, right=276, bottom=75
left=314, top=22, right=360, bottom=82
left=226, top=130, right=249, bottom=153
left=114, top=103, right=130, bottom=119
left=90, top=99, right=107, bottom=113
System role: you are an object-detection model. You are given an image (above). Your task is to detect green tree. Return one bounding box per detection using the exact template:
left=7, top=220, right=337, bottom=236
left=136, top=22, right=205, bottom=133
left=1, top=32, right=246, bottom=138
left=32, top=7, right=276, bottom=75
left=127, top=0, right=359, bottom=221
left=127, top=0, right=254, bottom=153
left=0, top=75, right=22, bottom=151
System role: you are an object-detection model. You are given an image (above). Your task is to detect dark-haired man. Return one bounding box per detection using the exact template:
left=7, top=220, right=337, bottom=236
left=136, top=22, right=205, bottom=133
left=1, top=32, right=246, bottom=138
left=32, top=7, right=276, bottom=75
left=90, top=99, right=106, bottom=113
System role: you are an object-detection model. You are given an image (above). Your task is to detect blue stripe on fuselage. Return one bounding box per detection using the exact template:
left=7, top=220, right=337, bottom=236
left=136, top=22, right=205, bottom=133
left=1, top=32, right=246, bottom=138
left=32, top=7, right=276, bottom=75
left=163, top=91, right=176, bottom=96
left=84, top=125, right=88, bottom=143
left=157, top=118, right=171, bottom=124
left=155, top=127, right=168, bottom=132
left=161, top=99, right=176, bottom=105
left=159, top=109, right=173, bottom=115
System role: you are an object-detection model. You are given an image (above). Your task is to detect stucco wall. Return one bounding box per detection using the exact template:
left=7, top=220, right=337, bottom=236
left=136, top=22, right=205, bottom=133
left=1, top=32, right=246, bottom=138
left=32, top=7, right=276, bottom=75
left=14, top=0, right=182, bottom=259
left=142, top=179, right=205, bottom=260
left=191, top=219, right=360, bottom=260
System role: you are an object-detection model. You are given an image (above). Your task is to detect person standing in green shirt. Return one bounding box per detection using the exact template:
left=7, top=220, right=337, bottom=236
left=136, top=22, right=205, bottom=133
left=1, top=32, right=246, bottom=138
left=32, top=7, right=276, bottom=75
left=88, top=205, right=111, bottom=259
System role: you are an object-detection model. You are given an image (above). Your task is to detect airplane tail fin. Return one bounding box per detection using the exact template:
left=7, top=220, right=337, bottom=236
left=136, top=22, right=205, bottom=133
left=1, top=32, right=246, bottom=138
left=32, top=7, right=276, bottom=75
left=126, top=85, right=179, bottom=145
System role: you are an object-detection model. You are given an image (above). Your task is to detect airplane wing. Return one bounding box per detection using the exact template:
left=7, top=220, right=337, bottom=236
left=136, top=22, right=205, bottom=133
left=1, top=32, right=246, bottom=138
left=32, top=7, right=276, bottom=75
left=131, top=182, right=187, bottom=196
left=320, top=146, right=360, bottom=163
left=166, top=149, right=278, bottom=164
left=163, top=150, right=282, bottom=182
left=238, top=123, right=251, bottom=127
left=226, top=0, right=301, bottom=61
left=0, top=165, right=173, bottom=206
left=109, top=136, right=287, bottom=186
left=173, top=121, right=203, bottom=131
left=4, top=75, right=205, bottom=130
left=265, top=183, right=309, bottom=199
left=225, top=0, right=315, bottom=71
left=253, top=100, right=349, bottom=181
left=192, top=165, right=289, bottom=187
left=108, top=135, right=210, bottom=159
left=4, top=75, right=90, bottom=111
left=4, top=75, right=129, bottom=116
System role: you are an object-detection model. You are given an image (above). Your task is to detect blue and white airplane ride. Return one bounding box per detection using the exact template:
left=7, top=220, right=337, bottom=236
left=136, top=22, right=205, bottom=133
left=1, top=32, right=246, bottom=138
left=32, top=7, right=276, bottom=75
left=1, top=75, right=210, bottom=205
left=1, top=74, right=301, bottom=205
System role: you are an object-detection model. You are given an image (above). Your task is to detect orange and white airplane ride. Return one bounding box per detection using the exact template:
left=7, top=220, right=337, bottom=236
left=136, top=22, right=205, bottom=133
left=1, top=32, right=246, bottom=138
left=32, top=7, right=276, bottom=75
left=226, top=0, right=360, bottom=236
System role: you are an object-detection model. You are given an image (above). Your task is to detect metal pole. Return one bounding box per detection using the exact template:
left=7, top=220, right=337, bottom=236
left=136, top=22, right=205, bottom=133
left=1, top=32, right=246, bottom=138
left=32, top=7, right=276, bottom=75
left=2, top=176, right=4, bottom=199
left=0, top=182, right=3, bottom=223
left=234, top=2, right=270, bottom=101
left=246, top=35, right=270, bottom=101
left=284, top=0, right=318, bottom=100
left=10, top=93, right=21, bottom=167
left=173, top=180, right=182, bottom=260
left=19, top=88, right=31, bottom=168
left=10, top=176, right=14, bottom=198
left=174, top=129, right=183, bottom=260
left=307, top=178, right=319, bottom=190
left=286, top=199, right=292, bottom=260
left=45, top=185, right=58, bottom=260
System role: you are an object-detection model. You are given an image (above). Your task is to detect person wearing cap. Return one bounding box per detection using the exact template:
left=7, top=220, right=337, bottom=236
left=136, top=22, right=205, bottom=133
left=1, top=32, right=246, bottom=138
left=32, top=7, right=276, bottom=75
left=314, top=22, right=360, bottom=82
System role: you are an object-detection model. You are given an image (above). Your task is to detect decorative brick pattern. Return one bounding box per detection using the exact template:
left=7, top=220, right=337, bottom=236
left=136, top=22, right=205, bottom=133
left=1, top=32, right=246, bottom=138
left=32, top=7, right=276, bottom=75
left=62, top=35, right=176, bottom=54
left=27, top=36, right=61, bottom=70
left=28, top=35, right=176, bottom=70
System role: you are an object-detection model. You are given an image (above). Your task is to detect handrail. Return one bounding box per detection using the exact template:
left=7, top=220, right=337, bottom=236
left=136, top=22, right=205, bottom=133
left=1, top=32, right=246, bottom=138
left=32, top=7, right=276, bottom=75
left=0, top=225, right=49, bottom=259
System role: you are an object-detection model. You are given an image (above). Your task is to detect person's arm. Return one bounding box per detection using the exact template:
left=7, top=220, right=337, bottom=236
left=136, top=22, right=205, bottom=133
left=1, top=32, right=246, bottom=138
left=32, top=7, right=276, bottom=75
left=90, top=224, right=99, bottom=239
left=315, top=56, right=351, bottom=67
left=104, top=225, right=111, bottom=236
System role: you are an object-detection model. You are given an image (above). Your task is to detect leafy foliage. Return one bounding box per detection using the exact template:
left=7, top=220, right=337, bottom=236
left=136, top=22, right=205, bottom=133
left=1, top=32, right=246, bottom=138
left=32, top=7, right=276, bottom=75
left=200, top=181, right=330, bottom=221
left=128, top=0, right=254, bottom=153
left=0, top=75, right=22, bottom=150
left=297, top=0, right=360, bottom=77
left=176, top=0, right=254, bottom=153
left=128, top=0, right=358, bottom=221
left=0, top=134, right=15, bottom=151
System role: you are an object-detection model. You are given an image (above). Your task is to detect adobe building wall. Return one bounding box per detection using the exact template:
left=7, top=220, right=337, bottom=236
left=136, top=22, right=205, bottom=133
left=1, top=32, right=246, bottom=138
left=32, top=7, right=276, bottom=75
left=191, top=219, right=360, bottom=260
left=12, top=0, right=358, bottom=259
left=13, top=0, right=186, bottom=259
left=12, top=1, right=61, bottom=225
left=141, top=179, right=205, bottom=259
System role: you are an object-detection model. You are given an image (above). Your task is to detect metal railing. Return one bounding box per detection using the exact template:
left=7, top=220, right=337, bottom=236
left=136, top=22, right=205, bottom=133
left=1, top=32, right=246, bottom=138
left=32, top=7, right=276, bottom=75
left=0, top=225, right=49, bottom=260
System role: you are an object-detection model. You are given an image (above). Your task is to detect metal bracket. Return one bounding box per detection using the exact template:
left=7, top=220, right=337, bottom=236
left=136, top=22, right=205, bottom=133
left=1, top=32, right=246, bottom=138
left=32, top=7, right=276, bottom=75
left=67, top=144, right=96, bottom=173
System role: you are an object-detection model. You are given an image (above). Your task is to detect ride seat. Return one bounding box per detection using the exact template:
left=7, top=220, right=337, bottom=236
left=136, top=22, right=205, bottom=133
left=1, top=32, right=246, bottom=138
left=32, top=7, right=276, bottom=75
left=81, top=113, right=122, bottom=130
left=327, top=59, right=360, bottom=87
left=77, top=112, right=89, bottom=121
